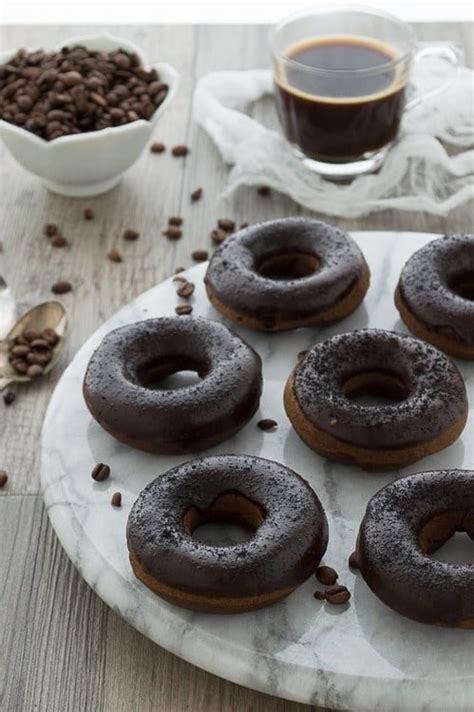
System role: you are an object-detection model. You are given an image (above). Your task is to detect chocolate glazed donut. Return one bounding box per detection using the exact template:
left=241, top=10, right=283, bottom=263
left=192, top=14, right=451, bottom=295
left=357, top=469, right=474, bottom=627
left=284, top=329, right=468, bottom=471
left=395, top=234, right=474, bottom=359
left=127, top=455, right=329, bottom=613
left=204, top=217, right=370, bottom=331
left=83, top=317, right=262, bottom=454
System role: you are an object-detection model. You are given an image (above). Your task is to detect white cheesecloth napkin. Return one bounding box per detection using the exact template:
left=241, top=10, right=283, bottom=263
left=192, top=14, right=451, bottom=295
left=193, top=54, right=474, bottom=218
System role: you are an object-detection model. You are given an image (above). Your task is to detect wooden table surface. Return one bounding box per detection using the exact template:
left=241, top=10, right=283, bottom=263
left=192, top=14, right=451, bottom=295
left=0, top=23, right=472, bottom=712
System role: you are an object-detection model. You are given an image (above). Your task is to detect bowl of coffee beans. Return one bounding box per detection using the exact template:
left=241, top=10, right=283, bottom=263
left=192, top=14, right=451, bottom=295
left=0, top=34, right=179, bottom=197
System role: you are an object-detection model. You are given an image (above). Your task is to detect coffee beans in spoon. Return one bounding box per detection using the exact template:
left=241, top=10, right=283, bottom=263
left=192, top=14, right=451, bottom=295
left=0, top=46, right=169, bottom=141
left=8, top=326, right=61, bottom=377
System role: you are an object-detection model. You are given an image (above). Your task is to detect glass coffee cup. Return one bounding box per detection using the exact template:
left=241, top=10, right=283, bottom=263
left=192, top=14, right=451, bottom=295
left=272, top=5, right=459, bottom=179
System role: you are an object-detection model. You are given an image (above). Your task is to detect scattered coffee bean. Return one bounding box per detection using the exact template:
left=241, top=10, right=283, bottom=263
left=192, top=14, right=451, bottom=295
left=0, top=48, right=169, bottom=140
left=258, top=419, right=277, bottom=431
left=313, top=590, right=326, bottom=601
left=51, top=234, right=68, bottom=248
left=3, top=391, right=16, bottom=406
left=325, top=585, right=348, bottom=597
left=27, top=363, right=44, bottom=378
left=108, top=249, right=122, bottom=263
left=211, top=228, right=227, bottom=245
left=151, top=142, right=166, bottom=153
left=44, top=224, right=58, bottom=237
left=191, top=249, right=209, bottom=262
left=162, top=227, right=182, bottom=240
left=0, top=470, right=8, bottom=487
left=84, top=208, right=95, bottom=220
left=297, top=349, right=309, bottom=361
left=23, top=328, right=40, bottom=342
left=349, top=551, right=359, bottom=570
left=91, top=462, right=111, bottom=482
left=11, top=344, right=30, bottom=357
left=316, top=566, right=338, bottom=586
left=240, top=222, right=249, bottom=229
left=258, top=186, right=271, bottom=196
left=11, top=359, right=28, bottom=374
left=326, top=589, right=351, bottom=605
left=123, top=229, right=139, bottom=241
left=111, top=491, right=122, bottom=507
left=173, top=275, right=187, bottom=283
left=42, top=328, right=60, bottom=346
left=217, top=218, right=235, bottom=232
left=191, top=187, right=203, bottom=202
left=52, top=280, right=72, bottom=294
left=168, top=216, right=183, bottom=226
left=171, top=144, right=189, bottom=157
left=177, top=281, right=195, bottom=298
left=175, top=304, right=193, bottom=315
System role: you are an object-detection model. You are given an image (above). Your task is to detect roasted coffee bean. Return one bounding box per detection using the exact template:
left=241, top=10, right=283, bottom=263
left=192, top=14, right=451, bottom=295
left=217, top=218, right=235, bottom=232
left=257, top=419, right=277, bottom=431
left=168, top=216, right=183, bottom=226
left=27, top=363, right=44, bottom=378
left=211, top=228, right=227, bottom=245
left=240, top=222, right=249, bottom=229
left=326, top=589, right=351, bottom=605
left=27, top=352, right=49, bottom=366
left=175, top=304, right=193, bottom=315
left=191, top=249, right=209, bottom=262
left=91, top=462, right=111, bottom=482
left=111, top=491, right=122, bottom=507
left=51, top=280, right=72, bottom=294
left=174, top=266, right=185, bottom=274
left=162, top=227, right=182, bottom=240
left=108, top=249, right=123, bottom=263
left=190, top=187, right=202, bottom=202
left=51, top=234, right=68, bottom=248
left=0, top=470, right=8, bottom=487
left=44, top=223, right=58, bottom=237
left=83, top=208, right=95, bottom=220
left=173, top=275, right=187, bottom=283
left=42, top=328, right=60, bottom=346
left=123, top=229, right=139, bottom=241
left=313, top=591, right=326, bottom=601
left=348, top=551, right=359, bottom=569
left=3, top=391, right=16, bottom=406
left=23, top=328, right=41, bottom=342
left=0, top=48, right=169, bottom=140
left=171, top=144, right=189, bottom=157
left=258, top=186, right=271, bottom=196
left=11, top=344, right=30, bottom=357
left=316, top=566, right=338, bottom=586
left=325, top=585, right=348, bottom=597
left=12, top=359, right=28, bottom=374
left=150, top=141, right=165, bottom=153
left=177, top=282, right=195, bottom=298
left=30, top=338, right=50, bottom=350
left=14, top=335, right=29, bottom=346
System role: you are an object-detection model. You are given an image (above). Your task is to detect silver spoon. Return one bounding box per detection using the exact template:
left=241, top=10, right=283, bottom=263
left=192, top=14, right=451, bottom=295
left=0, top=301, right=67, bottom=391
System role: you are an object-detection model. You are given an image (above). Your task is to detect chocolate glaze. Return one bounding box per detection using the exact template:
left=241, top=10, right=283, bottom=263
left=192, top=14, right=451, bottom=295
left=357, top=469, right=474, bottom=626
left=293, top=329, right=467, bottom=449
left=83, top=317, right=262, bottom=454
left=398, top=234, right=474, bottom=345
left=126, top=455, right=328, bottom=597
left=204, top=218, right=368, bottom=328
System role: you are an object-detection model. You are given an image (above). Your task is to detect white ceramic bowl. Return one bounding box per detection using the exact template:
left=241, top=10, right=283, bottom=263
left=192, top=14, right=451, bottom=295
left=0, top=34, right=179, bottom=197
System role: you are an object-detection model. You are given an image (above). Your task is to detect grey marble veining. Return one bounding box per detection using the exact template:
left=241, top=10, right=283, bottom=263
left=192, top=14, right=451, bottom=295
left=40, top=232, right=474, bottom=711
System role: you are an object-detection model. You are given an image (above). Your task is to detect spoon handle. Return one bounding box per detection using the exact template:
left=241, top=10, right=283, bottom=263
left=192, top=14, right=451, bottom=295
left=0, top=376, right=13, bottom=391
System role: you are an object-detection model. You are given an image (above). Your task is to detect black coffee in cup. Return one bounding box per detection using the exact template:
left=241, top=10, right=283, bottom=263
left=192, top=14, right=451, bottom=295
left=274, top=35, right=407, bottom=162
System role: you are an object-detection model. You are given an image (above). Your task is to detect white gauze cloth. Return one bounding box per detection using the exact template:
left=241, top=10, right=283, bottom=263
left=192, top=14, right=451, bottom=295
left=193, top=57, right=474, bottom=218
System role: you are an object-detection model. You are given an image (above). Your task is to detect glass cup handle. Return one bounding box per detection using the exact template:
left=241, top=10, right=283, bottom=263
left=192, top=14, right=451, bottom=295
left=406, top=43, right=462, bottom=111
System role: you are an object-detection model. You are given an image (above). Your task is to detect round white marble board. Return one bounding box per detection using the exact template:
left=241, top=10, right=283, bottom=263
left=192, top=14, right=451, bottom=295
left=41, top=232, right=474, bottom=712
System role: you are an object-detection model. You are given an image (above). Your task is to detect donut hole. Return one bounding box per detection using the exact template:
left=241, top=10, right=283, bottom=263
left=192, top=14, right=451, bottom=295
left=341, top=370, right=409, bottom=406
left=136, top=356, right=207, bottom=390
left=183, top=490, right=266, bottom=546
left=447, top=270, right=474, bottom=301
left=419, top=511, right=474, bottom=564
left=257, top=252, right=320, bottom=281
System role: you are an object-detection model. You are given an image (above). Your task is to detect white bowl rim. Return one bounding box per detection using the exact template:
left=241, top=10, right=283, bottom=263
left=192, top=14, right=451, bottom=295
left=0, top=33, right=179, bottom=149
